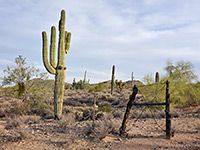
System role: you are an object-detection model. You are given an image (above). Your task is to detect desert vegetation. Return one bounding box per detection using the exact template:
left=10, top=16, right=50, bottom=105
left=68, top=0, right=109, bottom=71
left=0, top=10, right=199, bottom=150
left=0, top=57, right=200, bottom=149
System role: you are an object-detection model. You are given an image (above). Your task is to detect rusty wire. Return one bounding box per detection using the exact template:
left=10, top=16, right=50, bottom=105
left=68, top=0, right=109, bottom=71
left=125, top=83, right=167, bottom=133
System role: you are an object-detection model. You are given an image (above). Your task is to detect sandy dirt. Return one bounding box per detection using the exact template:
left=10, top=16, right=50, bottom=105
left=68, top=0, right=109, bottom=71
left=0, top=88, right=199, bottom=150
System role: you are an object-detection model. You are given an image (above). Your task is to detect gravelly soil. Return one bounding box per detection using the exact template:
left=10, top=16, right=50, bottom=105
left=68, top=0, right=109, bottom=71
left=0, top=88, right=199, bottom=150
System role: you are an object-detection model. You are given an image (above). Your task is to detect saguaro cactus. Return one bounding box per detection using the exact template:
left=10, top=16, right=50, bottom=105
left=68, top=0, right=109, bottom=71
left=111, top=65, right=115, bottom=95
left=131, top=72, right=134, bottom=87
left=42, top=10, right=71, bottom=120
left=155, top=72, right=159, bottom=83
left=83, top=71, right=87, bottom=83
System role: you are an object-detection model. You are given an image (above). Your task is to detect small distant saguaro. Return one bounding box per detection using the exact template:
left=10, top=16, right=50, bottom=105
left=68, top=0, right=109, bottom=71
left=131, top=72, right=134, bottom=87
left=42, top=10, right=71, bottom=120
left=111, top=65, right=115, bottom=95
left=84, top=71, right=87, bottom=83
left=155, top=72, right=159, bottom=83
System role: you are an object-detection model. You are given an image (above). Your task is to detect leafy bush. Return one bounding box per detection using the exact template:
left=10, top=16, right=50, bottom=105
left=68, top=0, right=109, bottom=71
left=90, top=82, right=108, bottom=92
left=65, top=83, right=72, bottom=90
left=140, top=60, right=200, bottom=108
left=1, top=55, right=47, bottom=97
left=98, top=104, right=113, bottom=113
left=74, top=80, right=90, bottom=90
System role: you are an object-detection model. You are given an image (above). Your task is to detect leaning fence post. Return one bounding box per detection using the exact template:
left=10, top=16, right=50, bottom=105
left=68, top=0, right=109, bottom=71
left=165, top=80, right=171, bottom=139
left=119, top=85, right=138, bottom=137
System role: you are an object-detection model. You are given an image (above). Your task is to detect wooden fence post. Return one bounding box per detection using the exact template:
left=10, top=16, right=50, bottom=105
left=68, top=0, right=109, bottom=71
left=119, top=85, right=138, bottom=137
left=165, top=80, right=171, bottom=139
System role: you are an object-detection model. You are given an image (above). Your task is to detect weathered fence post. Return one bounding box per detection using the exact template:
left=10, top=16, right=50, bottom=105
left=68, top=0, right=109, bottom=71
left=119, top=85, right=138, bottom=137
left=165, top=80, right=171, bottom=139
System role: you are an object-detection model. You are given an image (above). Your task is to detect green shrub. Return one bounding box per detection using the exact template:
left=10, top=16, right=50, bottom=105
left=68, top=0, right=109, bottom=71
left=75, top=80, right=90, bottom=90
left=65, top=83, right=72, bottom=89
left=139, top=60, right=200, bottom=108
left=98, top=105, right=113, bottom=113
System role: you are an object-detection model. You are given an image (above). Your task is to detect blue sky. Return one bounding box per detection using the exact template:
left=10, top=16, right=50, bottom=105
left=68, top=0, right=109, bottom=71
left=0, top=0, right=200, bottom=83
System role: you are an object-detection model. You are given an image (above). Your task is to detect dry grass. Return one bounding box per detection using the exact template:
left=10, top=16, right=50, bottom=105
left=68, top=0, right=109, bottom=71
left=0, top=85, right=199, bottom=150
left=5, top=115, right=41, bottom=129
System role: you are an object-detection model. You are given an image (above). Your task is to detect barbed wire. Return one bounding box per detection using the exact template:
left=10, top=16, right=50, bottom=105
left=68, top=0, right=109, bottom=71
left=126, top=105, right=147, bottom=132
left=138, top=83, right=166, bottom=103
left=125, top=82, right=167, bottom=133
left=137, top=81, right=166, bottom=88
left=147, top=105, right=166, bottom=132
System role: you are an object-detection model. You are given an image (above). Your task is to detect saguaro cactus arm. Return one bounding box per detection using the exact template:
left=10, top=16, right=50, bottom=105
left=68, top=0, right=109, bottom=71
left=42, top=31, right=56, bottom=75
left=65, top=32, right=71, bottom=54
left=50, top=26, right=56, bottom=69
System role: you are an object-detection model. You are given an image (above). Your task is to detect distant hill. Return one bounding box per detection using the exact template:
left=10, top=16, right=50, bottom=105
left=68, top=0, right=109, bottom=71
left=90, top=80, right=143, bottom=87
left=25, top=78, right=143, bottom=88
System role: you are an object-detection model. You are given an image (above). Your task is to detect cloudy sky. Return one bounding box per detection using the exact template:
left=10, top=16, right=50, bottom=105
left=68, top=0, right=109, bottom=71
left=0, top=0, right=200, bottom=83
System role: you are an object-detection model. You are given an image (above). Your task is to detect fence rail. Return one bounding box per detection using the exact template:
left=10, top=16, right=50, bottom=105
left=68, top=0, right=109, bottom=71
left=133, top=102, right=166, bottom=106
left=119, top=80, right=171, bottom=139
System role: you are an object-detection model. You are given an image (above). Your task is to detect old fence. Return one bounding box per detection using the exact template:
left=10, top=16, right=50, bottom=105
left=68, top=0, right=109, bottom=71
left=119, top=80, right=171, bottom=139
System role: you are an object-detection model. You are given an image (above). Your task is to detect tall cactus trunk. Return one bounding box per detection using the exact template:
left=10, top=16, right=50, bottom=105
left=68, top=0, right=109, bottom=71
left=54, top=69, right=65, bottom=119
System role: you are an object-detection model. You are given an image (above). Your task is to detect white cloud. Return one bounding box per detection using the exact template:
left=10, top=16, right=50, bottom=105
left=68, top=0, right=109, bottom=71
left=0, top=0, right=200, bottom=83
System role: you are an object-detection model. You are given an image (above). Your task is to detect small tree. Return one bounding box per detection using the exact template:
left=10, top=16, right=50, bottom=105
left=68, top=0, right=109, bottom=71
left=164, top=60, right=198, bottom=107
left=1, top=55, right=44, bottom=97
left=165, top=60, right=197, bottom=83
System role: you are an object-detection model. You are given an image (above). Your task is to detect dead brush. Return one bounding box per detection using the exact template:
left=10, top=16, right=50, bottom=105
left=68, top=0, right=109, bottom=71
left=58, top=113, right=76, bottom=127
left=80, top=113, right=118, bottom=141
left=5, top=115, right=41, bottom=129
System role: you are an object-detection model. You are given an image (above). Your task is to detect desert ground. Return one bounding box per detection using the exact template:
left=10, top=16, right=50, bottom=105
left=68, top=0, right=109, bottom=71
left=0, top=81, right=199, bottom=150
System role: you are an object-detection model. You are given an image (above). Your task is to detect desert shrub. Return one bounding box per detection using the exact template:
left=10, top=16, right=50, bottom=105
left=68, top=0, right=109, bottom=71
left=5, top=115, right=41, bottom=129
left=74, top=80, right=90, bottom=90
left=22, top=79, right=54, bottom=116
left=166, top=80, right=200, bottom=108
left=139, top=60, right=199, bottom=108
left=58, top=113, right=76, bottom=127
left=65, top=83, right=72, bottom=90
left=80, top=114, right=117, bottom=141
left=98, top=104, right=113, bottom=113
left=9, top=102, right=30, bottom=116
left=0, top=86, right=18, bottom=97
left=74, top=107, right=93, bottom=121
left=62, top=106, right=73, bottom=114
left=111, top=100, right=120, bottom=106
left=97, top=93, right=111, bottom=101
left=112, top=110, right=123, bottom=118
left=28, top=98, right=49, bottom=114
left=1, top=79, right=53, bottom=116
left=88, top=82, right=108, bottom=92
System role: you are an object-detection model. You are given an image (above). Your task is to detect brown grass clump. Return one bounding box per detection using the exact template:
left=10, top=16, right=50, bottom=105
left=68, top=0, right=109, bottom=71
left=79, top=113, right=118, bottom=141
left=5, top=115, right=41, bottom=129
